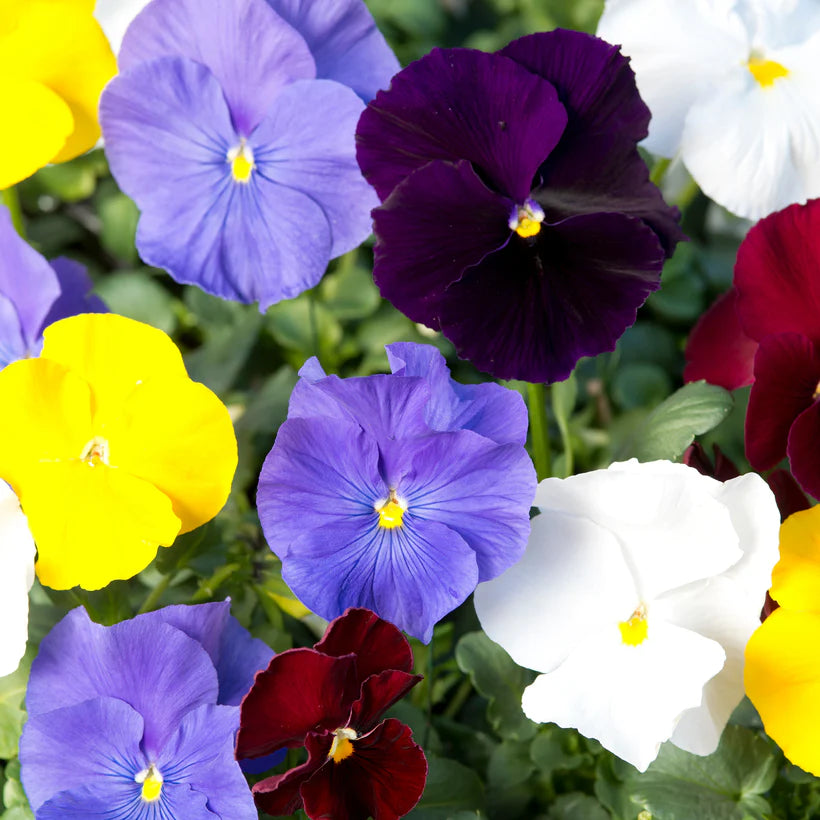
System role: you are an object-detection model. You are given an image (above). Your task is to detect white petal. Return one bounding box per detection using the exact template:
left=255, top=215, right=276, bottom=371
left=657, top=576, right=761, bottom=755
left=534, top=462, right=742, bottom=601
left=474, top=510, right=637, bottom=674
left=522, top=621, right=726, bottom=772
left=0, top=484, right=35, bottom=677
left=596, top=0, right=748, bottom=156
left=94, top=0, right=152, bottom=54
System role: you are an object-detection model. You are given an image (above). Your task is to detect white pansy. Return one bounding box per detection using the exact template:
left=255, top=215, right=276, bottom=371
left=474, top=460, right=780, bottom=772
left=0, top=483, right=36, bottom=677
left=94, top=0, right=152, bottom=54
left=597, top=0, right=820, bottom=219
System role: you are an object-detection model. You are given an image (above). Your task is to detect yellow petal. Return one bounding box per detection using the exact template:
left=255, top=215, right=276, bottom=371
left=0, top=79, right=73, bottom=188
left=106, top=376, right=238, bottom=534
left=0, top=2, right=115, bottom=163
left=745, top=608, right=820, bottom=774
left=769, top=506, right=820, bottom=611
left=41, top=314, right=188, bottom=424
left=0, top=358, right=93, bottom=491
left=23, top=460, right=180, bottom=590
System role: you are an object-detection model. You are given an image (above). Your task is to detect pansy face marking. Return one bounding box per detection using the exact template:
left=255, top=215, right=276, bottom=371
left=80, top=436, right=110, bottom=467
left=747, top=54, right=789, bottom=88
left=376, top=489, right=405, bottom=529
left=228, top=141, right=255, bottom=183
left=328, top=727, right=358, bottom=763
left=619, top=602, right=648, bottom=647
left=135, top=763, right=163, bottom=802
left=508, top=199, right=545, bottom=239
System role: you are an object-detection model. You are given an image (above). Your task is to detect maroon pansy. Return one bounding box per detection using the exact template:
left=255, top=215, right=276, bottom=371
left=356, top=29, right=683, bottom=384
left=236, top=608, right=427, bottom=820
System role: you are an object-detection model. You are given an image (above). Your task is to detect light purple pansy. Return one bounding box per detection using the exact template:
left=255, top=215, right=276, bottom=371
left=100, top=0, right=398, bottom=310
left=0, top=205, right=105, bottom=369
left=257, top=343, right=537, bottom=642
left=20, top=601, right=273, bottom=819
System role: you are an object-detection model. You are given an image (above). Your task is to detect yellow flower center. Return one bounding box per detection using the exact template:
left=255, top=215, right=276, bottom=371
left=619, top=603, right=648, bottom=647
left=228, top=141, right=255, bottom=183
left=135, top=764, right=163, bottom=802
left=376, top=491, right=405, bottom=529
left=80, top=436, right=109, bottom=466
left=747, top=55, right=789, bottom=87
left=328, top=727, right=358, bottom=763
left=508, top=200, right=545, bottom=238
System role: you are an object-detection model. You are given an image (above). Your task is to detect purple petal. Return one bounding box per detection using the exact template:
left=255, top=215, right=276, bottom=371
left=40, top=258, right=107, bottom=333
left=440, top=212, right=665, bottom=383
left=0, top=293, right=26, bottom=368
left=403, top=430, right=536, bottom=581
left=282, top=516, right=479, bottom=642
left=357, top=48, right=568, bottom=203
left=20, top=697, right=145, bottom=811
left=26, top=607, right=218, bottom=758
left=386, top=342, right=529, bottom=445
left=266, top=0, right=399, bottom=102
left=119, top=0, right=315, bottom=135
left=372, top=160, right=512, bottom=326
left=158, top=704, right=258, bottom=819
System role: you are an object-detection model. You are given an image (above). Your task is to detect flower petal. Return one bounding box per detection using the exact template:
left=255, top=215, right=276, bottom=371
left=772, top=506, right=820, bottom=613
left=119, top=0, right=315, bottom=135
left=357, top=47, right=568, bottom=202
left=39, top=257, right=107, bottom=335
left=683, top=288, right=758, bottom=389
left=745, top=332, right=820, bottom=472
left=348, top=670, right=423, bottom=733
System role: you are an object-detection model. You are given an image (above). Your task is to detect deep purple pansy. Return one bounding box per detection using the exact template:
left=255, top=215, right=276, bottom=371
left=20, top=601, right=273, bottom=819
left=0, top=205, right=105, bottom=369
left=356, top=29, right=684, bottom=383
left=100, top=0, right=398, bottom=310
left=257, top=342, right=536, bottom=642
left=236, top=607, right=427, bottom=820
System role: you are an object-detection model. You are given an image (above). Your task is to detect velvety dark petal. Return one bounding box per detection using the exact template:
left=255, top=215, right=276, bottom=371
left=267, top=0, right=399, bottom=102
left=683, top=442, right=741, bottom=482
left=301, top=719, right=427, bottom=820
left=26, top=607, right=218, bottom=757
left=119, top=0, right=316, bottom=134
left=40, top=257, right=107, bottom=335
left=257, top=416, right=384, bottom=559
left=253, top=745, right=324, bottom=817
left=746, top=333, right=820, bottom=471
left=348, top=670, right=423, bottom=733
left=372, top=160, right=512, bottom=326
left=404, top=430, right=536, bottom=581
left=735, top=199, right=820, bottom=342
left=357, top=48, right=567, bottom=202
left=315, top=608, right=414, bottom=676
left=158, top=704, right=258, bottom=819
left=282, top=516, right=479, bottom=642
left=440, top=212, right=665, bottom=383
left=385, top=342, right=529, bottom=445
left=684, top=288, right=758, bottom=390
left=788, top=404, right=820, bottom=500
left=768, top=469, right=812, bottom=521
left=236, top=648, right=358, bottom=758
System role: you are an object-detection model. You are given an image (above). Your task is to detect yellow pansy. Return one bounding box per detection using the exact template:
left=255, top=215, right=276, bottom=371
left=745, top=505, right=820, bottom=774
left=0, top=0, right=116, bottom=189
left=0, top=313, right=237, bottom=590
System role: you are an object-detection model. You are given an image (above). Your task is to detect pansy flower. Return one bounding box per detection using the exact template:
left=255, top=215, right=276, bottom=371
left=257, top=342, right=536, bottom=641
left=100, top=0, right=397, bottom=310
left=356, top=30, right=683, bottom=383
left=598, top=0, right=820, bottom=219
left=475, top=460, right=780, bottom=771
left=0, top=313, right=237, bottom=590
left=0, top=0, right=116, bottom=188
left=685, top=198, right=820, bottom=498
left=0, top=204, right=106, bottom=370
left=237, top=608, right=427, bottom=819
left=20, top=601, right=271, bottom=818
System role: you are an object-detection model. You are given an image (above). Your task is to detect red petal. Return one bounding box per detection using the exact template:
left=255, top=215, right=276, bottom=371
left=252, top=749, right=324, bottom=818
left=301, top=719, right=428, bottom=820
left=767, top=469, right=812, bottom=521
left=745, top=333, right=820, bottom=471
left=349, top=670, right=423, bottom=733
left=237, top=648, right=358, bottom=759
left=683, top=289, right=757, bottom=389
left=788, top=403, right=820, bottom=500
left=315, top=608, right=414, bottom=678
left=735, top=199, right=820, bottom=342
left=682, top=442, right=740, bottom=482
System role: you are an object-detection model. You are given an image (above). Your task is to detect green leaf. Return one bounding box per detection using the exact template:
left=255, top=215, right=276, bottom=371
left=487, top=739, right=536, bottom=818
left=531, top=728, right=590, bottom=776
left=548, top=793, right=610, bottom=820
left=455, top=632, right=537, bottom=741
left=629, top=727, right=778, bottom=820
left=94, top=271, right=178, bottom=335
left=234, top=366, right=298, bottom=435
left=407, top=757, right=486, bottom=819
left=0, top=652, right=31, bottom=759
left=267, top=294, right=343, bottom=365
left=98, top=192, right=140, bottom=264
left=2, top=809, right=35, bottom=820
left=320, top=262, right=381, bottom=320
left=629, top=381, right=733, bottom=462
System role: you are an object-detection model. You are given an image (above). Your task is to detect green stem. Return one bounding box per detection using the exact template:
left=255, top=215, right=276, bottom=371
left=1, top=187, right=24, bottom=236
left=650, top=156, right=671, bottom=187
left=675, top=177, right=701, bottom=212
left=137, top=572, right=173, bottom=615
left=442, top=676, right=473, bottom=720
left=307, top=288, right=319, bottom=357
left=423, top=635, right=434, bottom=748
left=527, top=382, right=552, bottom=481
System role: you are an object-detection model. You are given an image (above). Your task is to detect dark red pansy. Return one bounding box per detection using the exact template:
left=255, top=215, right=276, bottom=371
left=356, top=29, right=683, bottom=384
left=236, top=608, right=426, bottom=820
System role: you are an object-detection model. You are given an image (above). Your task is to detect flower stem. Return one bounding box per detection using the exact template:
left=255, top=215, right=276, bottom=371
left=137, top=572, right=173, bottom=615
left=528, top=382, right=552, bottom=481
left=423, top=634, right=434, bottom=748
left=1, top=187, right=24, bottom=236
left=650, top=157, right=671, bottom=187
